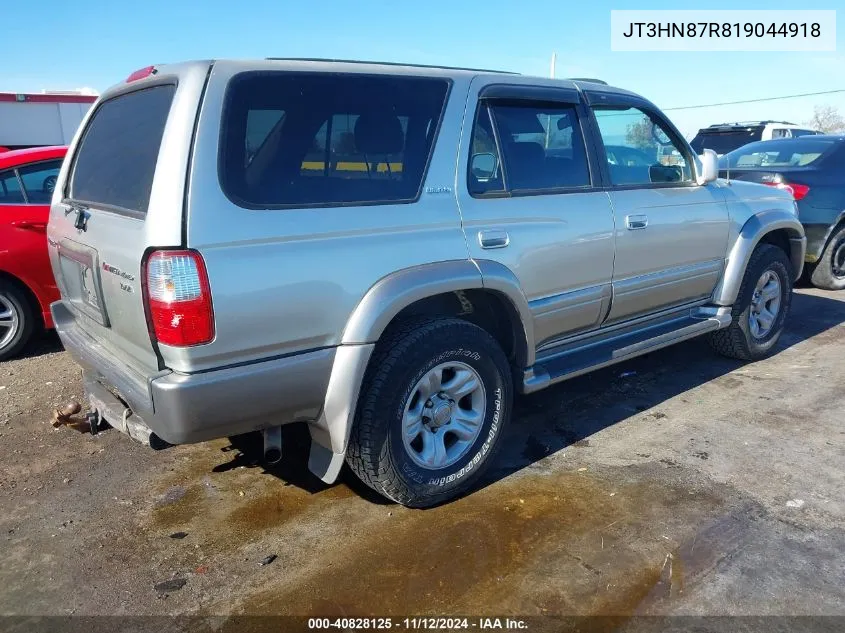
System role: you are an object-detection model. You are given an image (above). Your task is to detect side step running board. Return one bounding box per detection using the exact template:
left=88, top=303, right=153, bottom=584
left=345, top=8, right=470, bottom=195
left=521, top=311, right=732, bottom=394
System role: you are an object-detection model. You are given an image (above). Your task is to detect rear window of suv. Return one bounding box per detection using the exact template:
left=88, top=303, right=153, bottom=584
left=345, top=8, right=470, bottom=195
left=690, top=127, right=763, bottom=155
left=220, top=72, right=450, bottom=208
left=70, top=84, right=176, bottom=215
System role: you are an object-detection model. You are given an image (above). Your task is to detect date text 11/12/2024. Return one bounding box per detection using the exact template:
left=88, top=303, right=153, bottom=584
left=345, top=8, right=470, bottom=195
left=307, top=617, right=529, bottom=630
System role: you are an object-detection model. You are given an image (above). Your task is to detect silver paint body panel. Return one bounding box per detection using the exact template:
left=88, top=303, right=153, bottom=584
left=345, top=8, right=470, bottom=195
left=46, top=59, right=805, bottom=484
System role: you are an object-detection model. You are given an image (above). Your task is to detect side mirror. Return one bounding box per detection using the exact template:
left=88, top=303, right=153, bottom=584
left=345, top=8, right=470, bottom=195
left=697, top=149, right=718, bottom=185
left=471, top=153, right=498, bottom=181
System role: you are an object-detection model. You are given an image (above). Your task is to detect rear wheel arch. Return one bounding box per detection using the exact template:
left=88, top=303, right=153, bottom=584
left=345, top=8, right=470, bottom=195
left=309, top=263, right=532, bottom=483
left=341, top=260, right=533, bottom=367
left=817, top=213, right=845, bottom=257
left=387, top=288, right=529, bottom=369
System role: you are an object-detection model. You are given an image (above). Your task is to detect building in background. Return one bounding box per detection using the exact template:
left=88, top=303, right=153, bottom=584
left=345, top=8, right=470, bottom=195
left=0, top=90, right=97, bottom=152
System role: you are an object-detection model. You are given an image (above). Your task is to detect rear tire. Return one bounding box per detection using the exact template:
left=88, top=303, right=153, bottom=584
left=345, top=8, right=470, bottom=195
left=810, top=224, right=845, bottom=291
left=0, top=282, right=36, bottom=362
left=346, top=317, right=512, bottom=508
left=709, top=244, right=792, bottom=361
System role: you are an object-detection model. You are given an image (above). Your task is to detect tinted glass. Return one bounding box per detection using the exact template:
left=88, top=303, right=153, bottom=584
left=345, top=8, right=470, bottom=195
left=220, top=73, right=449, bottom=207
left=468, top=105, right=504, bottom=195
left=593, top=106, right=692, bottom=185
left=18, top=160, right=61, bottom=204
left=0, top=169, right=24, bottom=204
left=488, top=102, right=590, bottom=191
left=690, top=128, right=763, bottom=154
left=70, top=85, right=176, bottom=214
left=721, top=139, right=838, bottom=169
left=245, top=109, right=285, bottom=166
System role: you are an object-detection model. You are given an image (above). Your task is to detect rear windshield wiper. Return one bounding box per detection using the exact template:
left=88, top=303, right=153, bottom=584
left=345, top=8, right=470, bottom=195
left=64, top=200, right=91, bottom=231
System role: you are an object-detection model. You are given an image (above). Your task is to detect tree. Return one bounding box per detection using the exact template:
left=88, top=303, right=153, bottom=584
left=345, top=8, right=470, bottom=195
left=625, top=119, right=655, bottom=151
left=807, top=105, right=845, bottom=133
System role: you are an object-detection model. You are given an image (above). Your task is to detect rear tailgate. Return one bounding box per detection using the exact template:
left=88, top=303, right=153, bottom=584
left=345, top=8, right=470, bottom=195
left=47, top=62, right=211, bottom=379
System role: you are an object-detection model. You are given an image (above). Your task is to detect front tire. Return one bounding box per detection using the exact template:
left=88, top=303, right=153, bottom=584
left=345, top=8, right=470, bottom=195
left=346, top=318, right=512, bottom=508
left=0, top=282, right=36, bottom=362
left=810, top=224, right=845, bottom=291
left=709, top=244, right=793, bottom=361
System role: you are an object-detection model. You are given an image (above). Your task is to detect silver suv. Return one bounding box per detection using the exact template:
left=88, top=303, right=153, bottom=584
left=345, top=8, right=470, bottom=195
left=48, top=59, right=806, bottom=507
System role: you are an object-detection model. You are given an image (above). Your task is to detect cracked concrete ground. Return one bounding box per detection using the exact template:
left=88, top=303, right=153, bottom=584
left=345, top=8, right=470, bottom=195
left=0, top=288, right=843, bottom=630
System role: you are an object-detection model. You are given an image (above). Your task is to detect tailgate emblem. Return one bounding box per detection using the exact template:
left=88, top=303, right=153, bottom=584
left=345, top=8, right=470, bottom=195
left=102, top=262, right=135, bottom=281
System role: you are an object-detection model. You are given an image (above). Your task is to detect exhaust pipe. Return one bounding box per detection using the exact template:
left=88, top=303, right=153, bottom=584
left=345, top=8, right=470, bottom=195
left=263, top=426, right=283, bottom=465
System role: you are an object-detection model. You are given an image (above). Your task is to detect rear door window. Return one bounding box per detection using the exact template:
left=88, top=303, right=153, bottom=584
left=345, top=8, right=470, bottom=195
left=18, top=160, right=61, bottom=204
left=220, top=72, right=449, bottom=208
left=0, top=169, right=25, bottom=204
left=467, top=100, right=591, bottom=196
left=70, top=84, right=176, bottom=214
left=690, top=128, right=763, bottom=154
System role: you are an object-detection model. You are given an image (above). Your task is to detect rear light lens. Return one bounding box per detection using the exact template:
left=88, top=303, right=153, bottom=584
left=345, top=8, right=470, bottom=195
left=144, top=250, right=214, bottom=347
left=763, top=182, right=810, bottom=201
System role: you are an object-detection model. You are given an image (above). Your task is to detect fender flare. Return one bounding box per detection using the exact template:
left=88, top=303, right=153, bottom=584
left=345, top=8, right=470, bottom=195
left=711, top=209, right=806, bottom=306
left=340, top=259, right=535, bottom=364
left=308, top=260, right=535, bottom=484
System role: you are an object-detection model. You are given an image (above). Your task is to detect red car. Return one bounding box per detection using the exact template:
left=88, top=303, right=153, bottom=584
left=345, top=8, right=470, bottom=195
left=0, top=146, right=66, bottom=360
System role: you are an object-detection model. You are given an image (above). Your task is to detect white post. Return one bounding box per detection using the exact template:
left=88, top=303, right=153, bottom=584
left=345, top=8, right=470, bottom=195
left=550, top=52, right=557, bottom=78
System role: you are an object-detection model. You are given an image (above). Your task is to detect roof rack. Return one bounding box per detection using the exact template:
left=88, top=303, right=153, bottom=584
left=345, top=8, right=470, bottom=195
left=569, top=77, right=608, bottom=85
left=265, top=57, right=519, bottom=74
left=708, top=120, right=796, bottom=127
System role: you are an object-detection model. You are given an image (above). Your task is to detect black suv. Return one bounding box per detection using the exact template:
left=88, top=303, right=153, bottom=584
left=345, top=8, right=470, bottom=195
left=691, top=121, right=819, bottom=156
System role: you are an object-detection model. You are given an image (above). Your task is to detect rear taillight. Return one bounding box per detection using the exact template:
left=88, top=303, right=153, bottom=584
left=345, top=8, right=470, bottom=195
left=763, top=182, right=810, bottom=201
left=144, top=250, right=214, bottom=347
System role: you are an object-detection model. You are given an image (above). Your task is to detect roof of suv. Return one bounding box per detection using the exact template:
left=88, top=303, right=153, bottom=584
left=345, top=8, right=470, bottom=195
left=142, top=58, right=634, bottom=98
left=704, top=121, right=798, bottom=128
left=265, top=57, right=521, bottom=75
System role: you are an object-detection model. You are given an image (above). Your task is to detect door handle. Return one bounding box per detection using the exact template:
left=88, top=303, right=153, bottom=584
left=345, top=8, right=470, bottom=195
left=625, top=214, right=649, bottom=230
left=10, top=220, right=47, bottom=233
left=478, top=229, right=510, bottom=249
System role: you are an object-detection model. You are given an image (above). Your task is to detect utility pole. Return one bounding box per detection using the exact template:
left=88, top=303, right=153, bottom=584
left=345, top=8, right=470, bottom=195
left=546, top=52, right=557, bottom=148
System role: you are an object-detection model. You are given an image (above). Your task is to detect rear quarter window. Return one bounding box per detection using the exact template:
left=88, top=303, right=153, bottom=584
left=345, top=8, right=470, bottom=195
left=219, top=72, right=450, bottom=208
left=690, top=128, right=763, bottom=155
left=69, top=84, right=176, bottom=214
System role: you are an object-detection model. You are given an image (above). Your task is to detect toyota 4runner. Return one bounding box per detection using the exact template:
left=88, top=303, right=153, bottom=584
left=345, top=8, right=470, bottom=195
left=48, top=59, right=806, bottom=507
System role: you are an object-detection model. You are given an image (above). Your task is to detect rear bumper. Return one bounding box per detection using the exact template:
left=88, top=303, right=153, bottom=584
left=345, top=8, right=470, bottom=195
left=51, top=300, right=335, bottom=445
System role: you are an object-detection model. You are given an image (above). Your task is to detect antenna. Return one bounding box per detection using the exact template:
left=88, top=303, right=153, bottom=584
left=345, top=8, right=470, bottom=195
left=550, top=52, right=556, bottom=79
